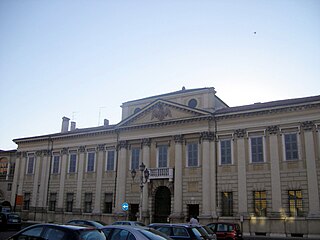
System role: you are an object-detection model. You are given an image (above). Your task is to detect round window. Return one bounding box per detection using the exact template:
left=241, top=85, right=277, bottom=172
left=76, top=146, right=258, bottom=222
left=188, top=99, right=198, bottom=108
left=133, top=108, right=141, bottom=114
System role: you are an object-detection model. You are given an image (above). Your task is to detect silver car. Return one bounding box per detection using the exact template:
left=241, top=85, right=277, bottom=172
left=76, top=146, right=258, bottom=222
left=111, top=220, right=145, bottom=226
left=101, top=225, right=173, bottom=240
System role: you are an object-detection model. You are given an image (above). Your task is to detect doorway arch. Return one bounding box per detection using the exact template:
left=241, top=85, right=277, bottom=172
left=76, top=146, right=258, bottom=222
left=153, top=186, right=171, bottom=223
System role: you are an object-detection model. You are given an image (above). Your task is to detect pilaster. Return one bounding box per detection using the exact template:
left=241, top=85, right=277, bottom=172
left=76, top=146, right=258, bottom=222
left=57, top=148, right=68, bottom=212
left=93, top=144, right=105, bottom=214
left=142, top=138, right=151, bottom=218
left=75, top=146, right=85, bottom=213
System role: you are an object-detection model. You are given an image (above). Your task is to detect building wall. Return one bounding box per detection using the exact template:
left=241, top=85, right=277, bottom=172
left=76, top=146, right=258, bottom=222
left=8, top=89, right=320, bottom=237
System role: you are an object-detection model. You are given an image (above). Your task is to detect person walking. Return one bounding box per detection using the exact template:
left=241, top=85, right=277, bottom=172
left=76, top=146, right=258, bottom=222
left=189, top=216, right=199, bottom=225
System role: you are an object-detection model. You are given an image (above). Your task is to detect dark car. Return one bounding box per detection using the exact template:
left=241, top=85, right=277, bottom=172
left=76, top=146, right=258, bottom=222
left=111, top=221, right=146, bottom=226
left=101, top=225, right=173, bottom=240
left=0, top=212, right=21, bottom=230
left=66, top=219, right=106, bottom=228
left=149, top=223, right=212, bottom=240
left=207, top=222, right=242, bottom=240
left=6, top=223, right=106, bottom=240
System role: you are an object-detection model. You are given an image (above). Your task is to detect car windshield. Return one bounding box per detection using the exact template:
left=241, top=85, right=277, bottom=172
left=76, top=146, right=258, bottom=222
left=191, top=227, right=203, bottom=237
left=79, top=229, right=106, bottom=240
left=140, top=228, right=173, bottom=240
left=8, top=214, right=20, bottom=220
left=135, top=222, right=146, bottom=226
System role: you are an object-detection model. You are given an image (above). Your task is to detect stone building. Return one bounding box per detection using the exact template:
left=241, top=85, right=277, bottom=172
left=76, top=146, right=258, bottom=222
left=10, top=87, right=320, bottom=237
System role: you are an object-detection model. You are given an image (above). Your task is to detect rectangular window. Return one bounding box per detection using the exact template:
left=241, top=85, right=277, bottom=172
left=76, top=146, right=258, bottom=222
left=66, top=193, right=74, bottom=212
left=49, top=193, right=57, bottom=211
left=251, top=137, right=264, bottom=163
left=103, top=193, right=113, bottom=213
left=254, top=191, right=267, bottom=217
left=84, top=193, right=92, bottom=213
left=7, top=183, right=12, bottom=191
left=131, top=148, right=140, bottom=170
left=285, top=133, right=298, bottom=160
left=220, top=140, right=232, bottom=164
left=23, top=192, right=31, bottom=210
left=87, top=152, right=95, bottom=172
left=187, top=143, right=198, bottom=167
left=69, top=154, right=77, bottom=173
left=158, top=145, right=168, bottom=168
left=106, top=150, right=115, bottom=171
left=221, top=192, right=233, bottom=216
left=27, top=156, right=35, bottom=174
left=288, top=190, right=303, bottom=217
left=52, top=155, right=60, bottom=174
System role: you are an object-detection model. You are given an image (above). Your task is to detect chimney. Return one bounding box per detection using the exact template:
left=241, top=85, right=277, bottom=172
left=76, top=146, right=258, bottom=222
left=104, top=119, right=109, bottom=126
left=70, top=121, right=76, bottom=131
left=61, top=117, right=70, bottom=133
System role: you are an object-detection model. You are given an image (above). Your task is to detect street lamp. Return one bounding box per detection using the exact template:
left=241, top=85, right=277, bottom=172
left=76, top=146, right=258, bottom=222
left=131, top=162, right=149, bottom=222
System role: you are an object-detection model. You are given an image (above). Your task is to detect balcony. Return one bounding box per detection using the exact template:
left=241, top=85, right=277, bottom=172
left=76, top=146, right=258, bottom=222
left=148, top=168, right=174, bottom=182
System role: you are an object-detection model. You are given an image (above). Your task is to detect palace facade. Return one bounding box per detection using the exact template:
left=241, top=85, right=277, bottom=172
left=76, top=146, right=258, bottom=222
left=8, top=87, right=320, bottom=237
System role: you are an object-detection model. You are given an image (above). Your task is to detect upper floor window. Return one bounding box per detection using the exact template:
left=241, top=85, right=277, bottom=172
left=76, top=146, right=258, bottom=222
left=69, top=154, right=77, bottom=173
left=27, top=156, right=35, bottom=174
left=250, top=136, right=264, bottom=163
left=158, top=145, right=168, bottom=168
left=220, top=139, right=232, bottom=165
left=187, top=142, right=198, bottom=167
left=87, top=152, right=95, bottom=172
left=52, top=155, right=60, bottom=174
left=0, top=158, right=8, bottom=175
left=284, top=133, right=299, bottom=161
left=106, top=150, right=115, bottom=171
left=131, top=148, right=140, bottom=170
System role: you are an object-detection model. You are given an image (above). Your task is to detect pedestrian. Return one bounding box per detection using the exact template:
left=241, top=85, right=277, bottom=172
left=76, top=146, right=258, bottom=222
left=189, top=216, right=199, bottom=225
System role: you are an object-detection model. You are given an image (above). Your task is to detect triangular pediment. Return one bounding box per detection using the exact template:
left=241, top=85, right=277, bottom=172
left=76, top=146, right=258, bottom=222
left=117, top=99, right=211, bottom=127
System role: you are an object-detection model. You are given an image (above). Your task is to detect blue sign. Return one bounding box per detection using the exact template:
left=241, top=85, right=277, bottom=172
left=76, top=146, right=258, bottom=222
left=122, top=202, right=129, bottom=211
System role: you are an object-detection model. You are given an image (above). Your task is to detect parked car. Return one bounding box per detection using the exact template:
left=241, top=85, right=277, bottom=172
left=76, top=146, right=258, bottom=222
left=0, top=212, right=21, bottom=230
left=202, top=225, right=217, bottom=240
left=6, top=223, right=106, bottom=240
left=149, top=223, right=213, bottom=240
left=207, top=222, right=242, bottom=240
left=66, top=219, right=106, bottom=228
left=101, top=225, right=173, bottom=240
left=111, top=220, right=146, bottom=226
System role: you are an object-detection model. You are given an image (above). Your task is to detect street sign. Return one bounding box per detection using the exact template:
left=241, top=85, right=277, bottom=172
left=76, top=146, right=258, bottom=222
left=122, top=202, right=129, bottom=211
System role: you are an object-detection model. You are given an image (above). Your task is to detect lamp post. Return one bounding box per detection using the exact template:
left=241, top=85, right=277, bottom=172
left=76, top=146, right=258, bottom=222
left=131, top=162, right=149, bottom=222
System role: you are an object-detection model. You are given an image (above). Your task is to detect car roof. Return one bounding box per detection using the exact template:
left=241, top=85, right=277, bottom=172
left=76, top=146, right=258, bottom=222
left=149, top=223, right=199, bottom=228
left=30, top=223, right=95, bottom=230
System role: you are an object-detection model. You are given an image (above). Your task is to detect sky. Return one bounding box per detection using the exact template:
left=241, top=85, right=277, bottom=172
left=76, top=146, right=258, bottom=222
left=0, top=0, right=319, bottom=150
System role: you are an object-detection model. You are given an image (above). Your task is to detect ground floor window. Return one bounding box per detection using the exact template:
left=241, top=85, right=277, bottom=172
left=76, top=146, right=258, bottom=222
left=103, top=193, right=113, bottom=213
left=288, top=190, right=303, bottom=217
left=23, top=192, right=30, bottom=210
left=221, top=192, right=233, bottom=216
left=254, top=191, right=267, bottom=217
left=49, top=193, right=57, bottom=211
left=84, top=193, right=92, bottom=213
left=66, top=193, right=74, bottom=212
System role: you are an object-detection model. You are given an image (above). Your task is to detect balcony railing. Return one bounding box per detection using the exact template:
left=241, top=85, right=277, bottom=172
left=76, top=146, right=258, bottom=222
left=148, top=168, right=174, bottom=182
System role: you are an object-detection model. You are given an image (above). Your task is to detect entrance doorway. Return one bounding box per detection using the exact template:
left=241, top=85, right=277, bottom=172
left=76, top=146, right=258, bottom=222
left=154, top=186, right=171, bottom=223
left=187, top=204, right=199, bottom=222
left=129, top=204, right=139, bottom=221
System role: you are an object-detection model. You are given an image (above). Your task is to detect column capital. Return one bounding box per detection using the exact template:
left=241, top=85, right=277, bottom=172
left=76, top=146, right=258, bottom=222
left=36, top=151, right=42, bottom=157
left=61, top=148, right=69, bottom=155
left=43, top=150, right=52, bottom=156
left=234, top=129, right=246, bottom=138
left=78, top=146, right=86, bottom=153
left=97, top=144, right=106, bottom=151
left=173, top=135, right=184, bottom=143
left=118, top=140, right=128, bottom=150
left=301, top=121, right=315, bottom=131
left=267, top=125, right=279, bottom=135
left=141, top=138, right=151, bottom=147
left=200, top=131, right=215, bottom=141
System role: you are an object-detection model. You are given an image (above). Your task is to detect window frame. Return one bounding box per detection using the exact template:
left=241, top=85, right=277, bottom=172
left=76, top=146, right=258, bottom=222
left=157, top=144, right=169, bottom=168
left=68, top=153, right=77, bottom=173
left=219, top=139, right=233, bottom=165
left=66, top=193, right=74, bottom=212
left=84, top=192, right=93, bottom=213
left=86, top=151, right=96, bottom=172
left=221, top=192, right=233, bottom=216
left=131, top=147, right=140, bottom=170
left=106, top=150, right=115, bottom=171
left=249, top=136, right=265, bottom=163
left=254, top=191, right=267, bottom=217
left=52, top=155, right=60, bottom=174
left=288, top=190, right=303, bottom=217
left=283, top=133, right=300, bottom=161
left=186, top=142, right=199, bottom=167
left=26, top=155, right=35, bottom=175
